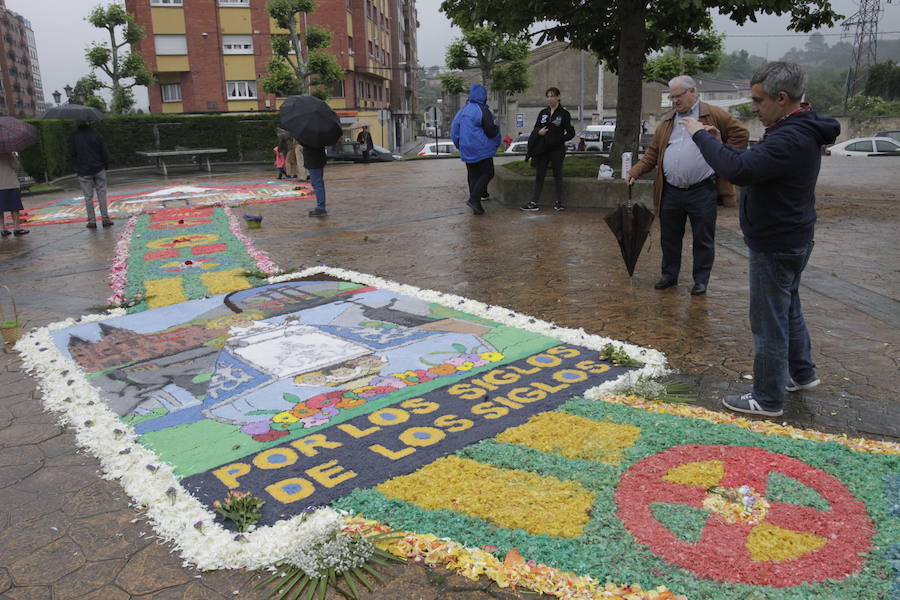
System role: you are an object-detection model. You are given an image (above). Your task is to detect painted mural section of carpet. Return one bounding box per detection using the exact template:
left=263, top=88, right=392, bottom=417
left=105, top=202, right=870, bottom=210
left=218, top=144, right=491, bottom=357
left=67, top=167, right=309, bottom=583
left=22, top=181, right=313, bottom=226
left=108, top=205, right=279, bottom=310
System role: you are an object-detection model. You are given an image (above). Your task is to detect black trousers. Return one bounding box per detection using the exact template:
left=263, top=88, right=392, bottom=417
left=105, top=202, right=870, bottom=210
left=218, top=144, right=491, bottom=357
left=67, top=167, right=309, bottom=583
left=659, top=181, right=718, bottom=285
left=466, top=158, right=495, bottom=203
left=531, top=146, right=566, bottom=203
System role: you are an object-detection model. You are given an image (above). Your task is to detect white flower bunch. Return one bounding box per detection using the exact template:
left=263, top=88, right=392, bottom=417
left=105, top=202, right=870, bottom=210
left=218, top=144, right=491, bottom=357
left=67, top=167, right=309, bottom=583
left=284, top=510, right=374, bottom=578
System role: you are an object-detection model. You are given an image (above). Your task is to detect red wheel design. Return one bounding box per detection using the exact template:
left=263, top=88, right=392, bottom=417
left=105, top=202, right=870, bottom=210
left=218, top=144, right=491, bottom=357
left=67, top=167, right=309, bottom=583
left=616, top=445, right=874, bottom=586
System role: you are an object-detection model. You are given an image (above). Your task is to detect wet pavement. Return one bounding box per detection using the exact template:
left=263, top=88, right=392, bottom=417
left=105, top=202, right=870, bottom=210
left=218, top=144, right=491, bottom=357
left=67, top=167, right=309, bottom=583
left=0, top=156, right=898, bottom=599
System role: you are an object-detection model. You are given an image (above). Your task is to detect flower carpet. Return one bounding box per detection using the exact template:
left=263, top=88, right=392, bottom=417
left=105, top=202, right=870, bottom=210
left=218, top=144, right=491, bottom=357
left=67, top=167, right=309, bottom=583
left=16, top=267, right=900, bottom=600
left=107, top=205, right=280, bottom=310
left=20, top=181, right=313, bottom=226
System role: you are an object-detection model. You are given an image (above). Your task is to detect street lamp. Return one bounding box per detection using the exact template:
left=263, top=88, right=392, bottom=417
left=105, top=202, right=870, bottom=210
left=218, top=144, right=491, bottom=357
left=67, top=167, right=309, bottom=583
left=63, top=84, right=73, bottom=101
left=51, top=90, right=61, bottom=105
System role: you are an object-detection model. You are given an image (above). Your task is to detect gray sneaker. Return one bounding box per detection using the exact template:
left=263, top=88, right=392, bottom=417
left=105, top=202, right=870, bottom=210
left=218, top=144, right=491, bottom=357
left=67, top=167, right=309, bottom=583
left=786, top=377, right=820, bottom=392
left=722, top=393, right=783, bottom=417
left=520, top=201, right=539, bottom=212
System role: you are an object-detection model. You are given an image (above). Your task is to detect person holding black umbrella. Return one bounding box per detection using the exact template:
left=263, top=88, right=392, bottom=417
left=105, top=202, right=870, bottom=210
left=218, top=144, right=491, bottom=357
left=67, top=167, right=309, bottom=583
left=0, top=153, right=28, bottom=236
left=357, top=126, right=374, bottom=163
left=69, top=121, right=113, bottom=229
left=302, top=144, right=328, bottom=217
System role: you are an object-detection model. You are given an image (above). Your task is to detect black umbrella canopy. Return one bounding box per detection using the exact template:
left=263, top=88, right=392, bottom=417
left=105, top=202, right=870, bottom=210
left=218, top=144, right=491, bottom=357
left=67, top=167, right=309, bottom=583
left=603, top=185, right=655, bottom=277
left=41, top=104, right=106, bottom=121
left=278, top=95, right=342, bottom=148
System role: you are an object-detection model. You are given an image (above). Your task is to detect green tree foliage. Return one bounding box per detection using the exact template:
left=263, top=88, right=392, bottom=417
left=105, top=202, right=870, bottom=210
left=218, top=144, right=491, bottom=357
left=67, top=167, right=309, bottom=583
left=846, top=94, right=900, bottom=117
left=72, top=74, right=108, bottom=112
left=439, top=73, right=466, bottom=95
left=261, top=0, right=344, bottom=98
left=441, top=0, right=841, bottom=163
left=85, top=3, right=154, bottom=114
left=644, top=32, right=724, bottom=83
left=864, top=61, right=900, bottom=101
left=444, top=27, right=531, bottom=96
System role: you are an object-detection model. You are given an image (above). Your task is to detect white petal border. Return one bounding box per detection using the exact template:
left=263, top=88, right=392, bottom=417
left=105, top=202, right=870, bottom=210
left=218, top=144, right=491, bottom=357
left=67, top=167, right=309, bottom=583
left=15, top=265, right=668, bottom=570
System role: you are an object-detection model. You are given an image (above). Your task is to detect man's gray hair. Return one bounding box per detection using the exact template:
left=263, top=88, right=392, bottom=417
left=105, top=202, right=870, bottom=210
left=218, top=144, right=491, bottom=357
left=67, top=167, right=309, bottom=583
left=668, top=75, right=697, bottom=91
left=750, top=62, right=807, bottom=100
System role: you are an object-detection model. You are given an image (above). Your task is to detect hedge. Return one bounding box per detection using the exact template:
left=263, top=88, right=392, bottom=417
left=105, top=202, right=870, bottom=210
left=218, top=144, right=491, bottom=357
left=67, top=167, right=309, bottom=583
left=20, top=113, right=281, bottom=181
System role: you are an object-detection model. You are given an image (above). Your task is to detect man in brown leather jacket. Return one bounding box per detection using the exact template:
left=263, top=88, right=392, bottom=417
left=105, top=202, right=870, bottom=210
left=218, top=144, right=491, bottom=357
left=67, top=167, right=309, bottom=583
left=627, top=75, right=749, bottom=295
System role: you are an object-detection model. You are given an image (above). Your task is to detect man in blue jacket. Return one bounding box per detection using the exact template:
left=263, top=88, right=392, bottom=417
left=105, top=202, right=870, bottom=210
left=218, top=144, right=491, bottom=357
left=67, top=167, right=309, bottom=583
left=683, top=61, right=840, bottom=418
left=451, top=84, right=501, bottom=215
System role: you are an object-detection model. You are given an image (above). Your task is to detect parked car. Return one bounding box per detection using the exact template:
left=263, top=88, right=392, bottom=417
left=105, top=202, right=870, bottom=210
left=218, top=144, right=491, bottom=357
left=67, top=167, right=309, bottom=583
left=825, top=136, right=900, bottom=157
left=578, top=125, right=615, bottom=152
left=875, top=130, right=900, bottom=144
left=505, top=140, right=529, bottom=153
left=417, top=140, right=457, bottom=156
left=326, top=141, right=400, bottom=162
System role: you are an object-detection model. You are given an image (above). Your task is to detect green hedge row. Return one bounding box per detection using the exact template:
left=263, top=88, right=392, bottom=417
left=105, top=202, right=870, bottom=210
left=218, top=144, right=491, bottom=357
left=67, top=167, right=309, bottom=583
left=20, top=113, right=281, bottom=181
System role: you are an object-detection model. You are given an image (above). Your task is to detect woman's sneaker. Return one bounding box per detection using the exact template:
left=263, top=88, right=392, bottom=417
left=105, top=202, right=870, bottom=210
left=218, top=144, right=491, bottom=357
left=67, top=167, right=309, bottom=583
left=786, top=377, right=820, bottom=392
left=722, top=393, right=783, bottom=417
left=554, top=201, right=565, bottom=211
left=520, top=201, right=539, bottom=211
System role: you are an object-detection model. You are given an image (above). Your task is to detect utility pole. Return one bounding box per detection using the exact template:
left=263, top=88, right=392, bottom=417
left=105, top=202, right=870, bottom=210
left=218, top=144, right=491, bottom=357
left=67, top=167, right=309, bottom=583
left=842, top=0, right=885, bottom=111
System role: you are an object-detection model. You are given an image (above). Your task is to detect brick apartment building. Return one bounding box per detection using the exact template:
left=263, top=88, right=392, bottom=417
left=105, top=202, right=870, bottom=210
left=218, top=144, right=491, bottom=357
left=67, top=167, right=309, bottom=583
left=124, top=0, right=418, bottom=150
left=0, top=0, right=46, bottom=117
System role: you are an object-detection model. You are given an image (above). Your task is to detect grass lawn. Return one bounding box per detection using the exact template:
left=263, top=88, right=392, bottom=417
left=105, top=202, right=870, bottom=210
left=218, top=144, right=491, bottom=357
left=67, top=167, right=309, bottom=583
left=502, top=153, right=619, bottom=178
left=23, top=183, right=64, bottom=195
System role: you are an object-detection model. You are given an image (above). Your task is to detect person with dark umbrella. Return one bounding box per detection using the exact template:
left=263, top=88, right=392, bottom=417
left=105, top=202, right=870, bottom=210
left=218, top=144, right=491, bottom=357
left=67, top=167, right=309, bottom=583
left=303, top=144, right=328, bottom=217
left=356, top=126, right=374, bottom=163
left=626, top=75, right=748, bottom=295
left=0, top=152, right=28, bottom=236
left=69, top=121, right=113, bottom=229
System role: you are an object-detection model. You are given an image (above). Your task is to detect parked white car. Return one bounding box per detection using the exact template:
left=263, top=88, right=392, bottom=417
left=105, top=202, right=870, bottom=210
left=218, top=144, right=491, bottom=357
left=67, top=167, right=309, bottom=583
left=417, top=140, right=457, bottom=156
left=505, top=141, right=529, bottom=153
left=826, top=136, right=900, bottom=157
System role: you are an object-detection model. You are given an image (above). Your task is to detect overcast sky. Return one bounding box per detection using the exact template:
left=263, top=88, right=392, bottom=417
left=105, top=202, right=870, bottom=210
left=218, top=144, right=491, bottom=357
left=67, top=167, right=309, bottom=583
left=6, top=0, right=900, bottom=110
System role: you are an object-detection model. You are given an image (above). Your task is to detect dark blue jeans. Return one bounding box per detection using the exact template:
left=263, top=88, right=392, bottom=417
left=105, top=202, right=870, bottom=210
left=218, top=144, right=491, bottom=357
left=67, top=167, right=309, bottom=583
left=660, top=181, right=717, bottom=284
left=748, top=241, right=816, bottom=409
left=309, top=167, right=326, bottom=211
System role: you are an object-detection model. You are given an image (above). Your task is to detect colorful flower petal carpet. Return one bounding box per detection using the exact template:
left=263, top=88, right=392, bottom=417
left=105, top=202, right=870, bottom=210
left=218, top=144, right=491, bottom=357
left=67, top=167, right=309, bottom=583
left=15, top=266, right=900, bottom=600
left=107, top=204, right=280, bottom=310
left=19, top=181, right=313, bottom=226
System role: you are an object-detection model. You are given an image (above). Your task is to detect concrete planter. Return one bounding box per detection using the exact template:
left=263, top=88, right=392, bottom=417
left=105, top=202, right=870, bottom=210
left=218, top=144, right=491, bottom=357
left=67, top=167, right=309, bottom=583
left=489, top=159, right=655, bottom=211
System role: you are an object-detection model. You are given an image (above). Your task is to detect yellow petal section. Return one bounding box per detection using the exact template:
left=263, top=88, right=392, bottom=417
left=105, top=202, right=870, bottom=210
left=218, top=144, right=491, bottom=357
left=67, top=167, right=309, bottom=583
left=376, top=456, right=595, bottom=537
left=495, top=412, right=640, bottom=465
left=746, top=522, right=828, bottom=561
left=145, top=277, right=186, bottom=308
left=200, top=268, right=251, bottom=295
left=663, top=460, right=725, bottom=488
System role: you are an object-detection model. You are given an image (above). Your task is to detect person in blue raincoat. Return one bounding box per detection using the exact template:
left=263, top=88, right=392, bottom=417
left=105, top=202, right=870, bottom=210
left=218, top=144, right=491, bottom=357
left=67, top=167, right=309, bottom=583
left=451, top=83, right=502, bottom=215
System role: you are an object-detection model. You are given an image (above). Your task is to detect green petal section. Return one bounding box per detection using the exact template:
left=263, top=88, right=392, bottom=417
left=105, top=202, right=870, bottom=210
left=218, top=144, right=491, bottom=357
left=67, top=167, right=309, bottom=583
left=650, top=502, right=709, bottom=544
left=766, top=472, right=831, bottom=511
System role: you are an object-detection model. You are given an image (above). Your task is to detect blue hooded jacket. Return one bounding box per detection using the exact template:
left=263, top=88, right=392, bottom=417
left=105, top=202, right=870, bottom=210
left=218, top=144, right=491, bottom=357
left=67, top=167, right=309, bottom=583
left=450, top=84, right=501, bottom=163
left=692, top=109, right=840, bottom=252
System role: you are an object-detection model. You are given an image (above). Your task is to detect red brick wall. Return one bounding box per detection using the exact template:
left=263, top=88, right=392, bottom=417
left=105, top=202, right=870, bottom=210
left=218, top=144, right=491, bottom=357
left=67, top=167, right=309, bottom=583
left=125, top=0, right=161, bottom=113
left=182, top=1, right=226, bottom=112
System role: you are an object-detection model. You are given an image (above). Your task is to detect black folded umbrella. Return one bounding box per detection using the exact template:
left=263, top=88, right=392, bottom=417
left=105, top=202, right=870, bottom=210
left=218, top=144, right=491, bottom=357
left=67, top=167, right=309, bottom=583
left=278, top=95, right=342, bottom=148
left=604, top=183, right=655, bottom=277
left=41, top=103, right=105, bottom=121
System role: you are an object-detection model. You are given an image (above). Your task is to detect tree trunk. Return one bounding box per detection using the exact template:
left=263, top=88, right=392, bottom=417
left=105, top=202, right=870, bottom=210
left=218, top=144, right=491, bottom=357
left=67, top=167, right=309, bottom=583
left=609, top=0, right=647, bottom=167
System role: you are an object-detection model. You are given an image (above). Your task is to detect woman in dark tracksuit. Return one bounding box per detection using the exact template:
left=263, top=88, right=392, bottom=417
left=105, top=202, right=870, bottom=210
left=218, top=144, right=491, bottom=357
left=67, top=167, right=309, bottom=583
left=521, top=87, right=575, bottom=212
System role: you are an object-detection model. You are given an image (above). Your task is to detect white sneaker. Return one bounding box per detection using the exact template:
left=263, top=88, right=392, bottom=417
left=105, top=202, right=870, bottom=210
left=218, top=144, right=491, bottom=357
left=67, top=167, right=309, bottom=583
left=786, top=377, right=820, bottom=392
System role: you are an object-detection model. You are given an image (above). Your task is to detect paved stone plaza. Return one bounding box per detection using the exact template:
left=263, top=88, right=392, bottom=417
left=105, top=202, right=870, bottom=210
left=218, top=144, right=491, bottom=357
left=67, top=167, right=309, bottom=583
left=0, top=155, right=897, bottom=599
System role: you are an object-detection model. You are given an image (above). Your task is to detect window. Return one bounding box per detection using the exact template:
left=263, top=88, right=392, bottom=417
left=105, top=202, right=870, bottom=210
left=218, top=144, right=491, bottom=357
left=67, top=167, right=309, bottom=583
left=331, top=80, right=344, bottom=98
left=155, top=34, right=187, bottom=55
left=222, top=35, right=253, bottom=54
left=846, top=141, right=873, bottom=153
left=161, top=83, right=182, bottom=102
left=227, top=80, right=257, bottom=99
left=875, top=140, right=900, bottom=153
left=150, top=0, right=183, bottom=5
left=218, top=0, right=250, bottom=6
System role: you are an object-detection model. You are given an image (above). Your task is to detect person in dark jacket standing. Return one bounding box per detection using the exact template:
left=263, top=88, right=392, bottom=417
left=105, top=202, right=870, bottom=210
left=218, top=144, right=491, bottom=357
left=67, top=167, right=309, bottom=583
left=356, top=126, right=374, bottom=162
left=69, top=122, right=112, bottom=229
left=521, top=87, right=575, bottom=212
left=683, top=61, right=840, bottom=418
left=302, top=144, right=328, bottom=217
left=451, top=83, right=501, bottom=215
